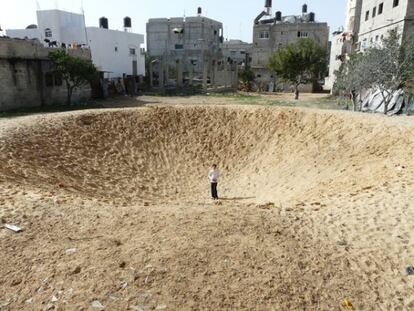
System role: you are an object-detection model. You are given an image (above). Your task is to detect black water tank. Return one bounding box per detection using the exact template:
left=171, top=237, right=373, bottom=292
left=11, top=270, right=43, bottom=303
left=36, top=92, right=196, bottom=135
left=275, top=11, right=282, bottom=21
left=309, top=12, right=315, bottom=22
left=124, top=16, right=132, bottom=28
left=265, top=0, right=272, bottom=8
left=197, top=7, right=202, bottom=15
left=99, top=17, right=108, bottom=29
left=302, top=4, right=308, bottom=14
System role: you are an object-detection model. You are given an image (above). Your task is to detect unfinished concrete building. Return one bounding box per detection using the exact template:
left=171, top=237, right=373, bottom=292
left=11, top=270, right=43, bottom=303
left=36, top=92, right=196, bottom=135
left=146, top=8, right=237, bottom=89
left=222, top=39, right=253, bottom=67
left=251, top=1, right=329, bottom=91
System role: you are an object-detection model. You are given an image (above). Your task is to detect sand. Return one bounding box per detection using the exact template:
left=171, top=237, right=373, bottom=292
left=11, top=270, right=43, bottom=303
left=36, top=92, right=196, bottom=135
left=0, top=102, right=414, bottom=310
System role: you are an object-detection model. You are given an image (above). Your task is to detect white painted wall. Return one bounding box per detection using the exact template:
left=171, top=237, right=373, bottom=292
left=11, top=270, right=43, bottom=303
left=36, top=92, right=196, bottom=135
left=87, top=27, right=145, bottom=78
left=6, top=9, right=145, bottom=78
left=358, top=0, right=410, bottom=49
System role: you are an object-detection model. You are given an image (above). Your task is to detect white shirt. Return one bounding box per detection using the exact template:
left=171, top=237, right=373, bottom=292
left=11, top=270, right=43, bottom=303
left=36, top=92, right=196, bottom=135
left=208, top=169, right=220, bottom=183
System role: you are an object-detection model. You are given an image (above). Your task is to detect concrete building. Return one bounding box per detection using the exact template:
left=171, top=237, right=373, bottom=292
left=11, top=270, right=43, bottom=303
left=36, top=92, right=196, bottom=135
left=251, top=1, right=329, bottom=91
left=222, top=39, right=252, bottom=66
left=6, top=10, right=145, bottom=78
left=358, top=0, right=414, bottom=50
left=0, top=37, right=91, bottom=111
left=326, top=0, right=414, bottom=90
left=146, top=8, right=235, bottom=88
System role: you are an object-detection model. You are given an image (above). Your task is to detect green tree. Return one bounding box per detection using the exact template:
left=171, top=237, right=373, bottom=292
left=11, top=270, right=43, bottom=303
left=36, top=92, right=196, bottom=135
left=334, top=53, right=370, bottom=111
left=364, top=30, right=414, bottom=114
left=49, top=50, right=97, bottom=105
left=238, top=67, right=255, bottom=91
left=268, top=39, right=327, bottom=100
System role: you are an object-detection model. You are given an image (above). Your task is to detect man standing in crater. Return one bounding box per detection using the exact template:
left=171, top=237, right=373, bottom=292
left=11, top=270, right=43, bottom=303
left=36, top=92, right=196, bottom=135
left=208, top=164, right=220, bottom=200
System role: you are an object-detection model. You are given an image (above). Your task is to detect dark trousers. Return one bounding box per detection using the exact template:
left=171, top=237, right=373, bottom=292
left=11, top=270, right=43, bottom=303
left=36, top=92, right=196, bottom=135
left=211, top=182, right=218, bottom=199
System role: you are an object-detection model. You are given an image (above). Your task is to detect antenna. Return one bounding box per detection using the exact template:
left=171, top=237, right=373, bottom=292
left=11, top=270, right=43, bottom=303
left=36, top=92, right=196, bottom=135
left=35, top=0, right=40, bottom=10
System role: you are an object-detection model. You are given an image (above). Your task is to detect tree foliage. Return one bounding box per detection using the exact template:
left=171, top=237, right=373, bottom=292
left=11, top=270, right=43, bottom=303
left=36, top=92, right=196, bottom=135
left=238, top=67, right=255, bottom=91
left=334, top=53, right=370, bottom=111
left=49, top=50, right=97, bottom=105
left=268, top=39, right=327, bottom=99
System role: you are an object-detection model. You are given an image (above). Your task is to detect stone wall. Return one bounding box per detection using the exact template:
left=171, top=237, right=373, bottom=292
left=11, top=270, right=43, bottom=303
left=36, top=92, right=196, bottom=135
left=0, top=38, right=91, bottom=112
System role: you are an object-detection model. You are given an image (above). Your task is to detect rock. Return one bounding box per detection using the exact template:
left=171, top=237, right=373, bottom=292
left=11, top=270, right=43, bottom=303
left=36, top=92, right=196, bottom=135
left=65, top=248, right=77, bottom=254
left=129, top=306, right=144, bottom=311
left=51, top=296, right=58, bottom=302
left=11, top=279, right=22, bottom=286
left=156, top=304, right=167, bottom=310
left=406, top=266, right=414, bottom=275
left=91, top=300, right=104, bottom=309
left=119, top=261, right=126, bottom=269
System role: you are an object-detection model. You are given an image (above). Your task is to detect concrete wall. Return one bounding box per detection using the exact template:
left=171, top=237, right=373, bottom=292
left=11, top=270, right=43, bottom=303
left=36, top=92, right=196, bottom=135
left=0, top=38, right=91, bottom=112
left=358, top=0, right=412, bottom=49
left=222, top=40, right=252, bottom=65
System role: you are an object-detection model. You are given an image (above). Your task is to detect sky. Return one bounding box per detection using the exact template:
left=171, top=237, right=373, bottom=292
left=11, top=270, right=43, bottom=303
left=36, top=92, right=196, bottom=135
left=0, top=0, right=346, bottom=43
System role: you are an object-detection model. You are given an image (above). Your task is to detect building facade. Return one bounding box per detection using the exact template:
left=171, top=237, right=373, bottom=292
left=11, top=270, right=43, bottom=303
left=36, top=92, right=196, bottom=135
left=0, top=38, right=91, bottom=111
left=146, top=9, right=224, bottom=86
left=6, top=10, right=145, bottom=78
left=326, top=0, right=414, bottom=90
left=222, top=39, right=252, bottom=66
left=358, top=0, right=414, bottom=50
left=251, top=1, right=329, bottom=91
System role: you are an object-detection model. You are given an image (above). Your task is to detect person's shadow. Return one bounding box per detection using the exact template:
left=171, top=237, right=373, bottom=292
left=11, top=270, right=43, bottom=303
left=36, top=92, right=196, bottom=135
left=219, top=197, right=255, bottom=201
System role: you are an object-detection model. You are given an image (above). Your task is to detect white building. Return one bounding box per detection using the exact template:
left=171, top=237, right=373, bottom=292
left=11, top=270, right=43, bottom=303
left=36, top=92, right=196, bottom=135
left=326, top=0, right=414, bottom=90
left=6, top=10, right=145, bottom=78
left=358, top=0, right=414, bottom=50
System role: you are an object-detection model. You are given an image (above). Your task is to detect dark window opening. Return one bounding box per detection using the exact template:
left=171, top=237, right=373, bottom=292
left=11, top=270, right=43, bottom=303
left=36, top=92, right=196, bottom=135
left=54, top=74, right=62, bottom=86
left=378, top=3, right=384, bottom=14
left=393, top=0, right=399, bottom=8
left=372, top=7, right=376, bottom=17
left=115, top=46, right=118, bottom=52
left=175, top=44, right=184, bottom=50
left=45, top=73, right=54, bottom=87
left=365, top=11, right=369, bottom=21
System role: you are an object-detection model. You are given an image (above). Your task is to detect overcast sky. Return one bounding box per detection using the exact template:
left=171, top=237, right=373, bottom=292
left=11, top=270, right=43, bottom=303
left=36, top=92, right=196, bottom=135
left=0, top=0, right=347, bottom=42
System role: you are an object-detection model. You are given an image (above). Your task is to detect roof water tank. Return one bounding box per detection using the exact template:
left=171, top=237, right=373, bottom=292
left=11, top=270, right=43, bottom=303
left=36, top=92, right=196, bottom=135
left=124, top=16, right=132, bottom=28
left=275, top=11, right=282, bottom=21
left=197, top=7, right=202, bottom=15
left=302, top=4, right=308, bottom=14
left=309, top=12, right=315, bottom=22
left=99, top=17, right=109, bottom=29
left=265, top=0, right=272, bottom=8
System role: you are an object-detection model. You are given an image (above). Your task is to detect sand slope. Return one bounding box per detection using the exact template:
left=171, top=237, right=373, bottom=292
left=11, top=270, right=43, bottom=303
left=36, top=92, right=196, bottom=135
left=1, top=105, right=414, bottom=310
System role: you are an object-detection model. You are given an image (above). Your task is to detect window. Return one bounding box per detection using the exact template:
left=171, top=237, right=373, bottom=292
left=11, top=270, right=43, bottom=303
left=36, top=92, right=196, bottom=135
left=45, top=28, right=52, bottom=38
left=372, top=7, right=376, bottom=17
left=378, top=3, right=384, bottom=14
left=393, top=0, right=399, bottom=8
left=115, top=47, right=118, bottom=52
left=375, top=35, right=379, bottom=41
left=297, top=31, right=308, bottom=38
left=175, top=44, right=184, bottom=50
left=259, top=31, right=269, bottom=39
left=365, top=11, right=369, bottom=21
left=45, top=72, right=54, bottom=87
left=129, top=48, right=136, bottom=55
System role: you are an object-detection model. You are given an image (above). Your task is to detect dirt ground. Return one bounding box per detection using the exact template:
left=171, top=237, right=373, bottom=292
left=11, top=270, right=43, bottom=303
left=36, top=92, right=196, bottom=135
left=1, top=97, right=414, bottom=310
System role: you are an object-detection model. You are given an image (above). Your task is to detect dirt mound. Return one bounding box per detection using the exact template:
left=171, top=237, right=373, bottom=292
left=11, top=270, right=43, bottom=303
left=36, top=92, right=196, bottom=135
left=1, top=106, right=413, bottom=204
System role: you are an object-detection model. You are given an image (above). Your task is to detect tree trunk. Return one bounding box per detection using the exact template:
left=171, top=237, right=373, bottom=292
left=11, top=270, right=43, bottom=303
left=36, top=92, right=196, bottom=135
left=67, top=86, right=73, bottom=106
left=350, top=91, right=356, bottom=112
left=294, top=84, right=299, bottom=100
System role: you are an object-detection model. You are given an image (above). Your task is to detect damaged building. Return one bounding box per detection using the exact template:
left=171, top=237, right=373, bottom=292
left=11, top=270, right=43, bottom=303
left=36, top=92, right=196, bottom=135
left=0, top=37, right=91, bottom=111
left=251, top=0, right=329, bottom=91
left=146, top=8, right=238, bottom=89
